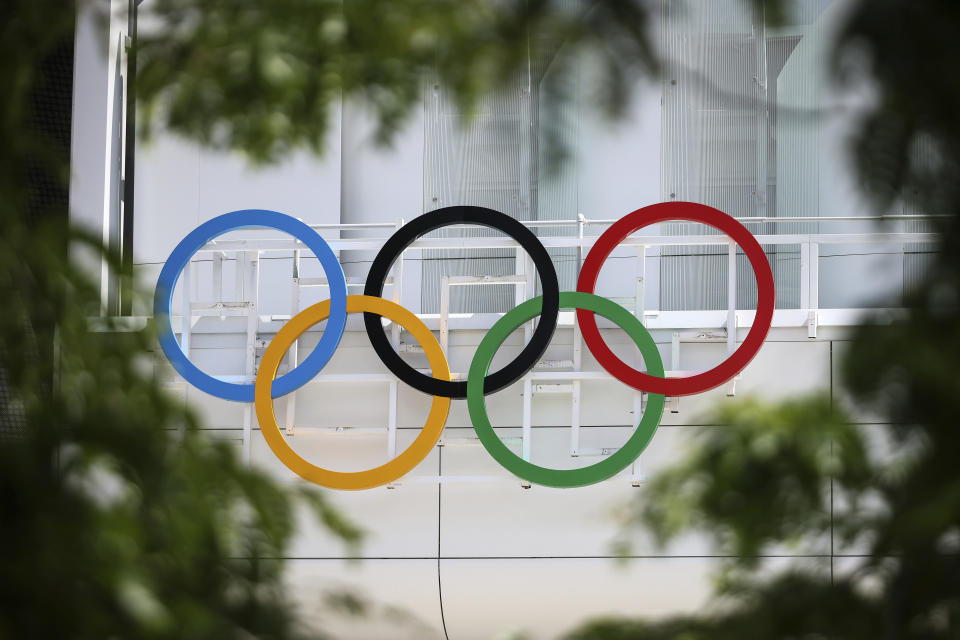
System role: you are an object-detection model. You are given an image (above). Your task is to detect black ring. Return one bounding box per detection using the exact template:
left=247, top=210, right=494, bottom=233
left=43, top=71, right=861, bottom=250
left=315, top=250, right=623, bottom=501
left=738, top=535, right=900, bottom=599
left=363, top=206, right=560, bottom=398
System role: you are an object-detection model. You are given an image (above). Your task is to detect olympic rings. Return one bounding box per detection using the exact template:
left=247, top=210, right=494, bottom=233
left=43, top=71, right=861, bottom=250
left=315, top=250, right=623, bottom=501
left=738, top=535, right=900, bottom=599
left=255, top=295, right=451, bottom=490
left=467, top=292, right=666, bottom=488
left=156, top=202, right=775, bottom=489
left=576, top=201, right=775, bottom=397
left=363, top=205, right=560, bottom=399
left=155, top=210, right=348, bottom=402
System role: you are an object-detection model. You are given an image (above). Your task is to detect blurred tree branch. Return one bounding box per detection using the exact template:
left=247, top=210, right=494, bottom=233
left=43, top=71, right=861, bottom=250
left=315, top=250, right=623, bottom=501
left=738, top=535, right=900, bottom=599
left=135, top=0, right=659, bottom=162
left=7, top=0, right=960, bottom=636
left=567, top=0, right=960, bottom=638
left=1, top=1, right=367, bottom=637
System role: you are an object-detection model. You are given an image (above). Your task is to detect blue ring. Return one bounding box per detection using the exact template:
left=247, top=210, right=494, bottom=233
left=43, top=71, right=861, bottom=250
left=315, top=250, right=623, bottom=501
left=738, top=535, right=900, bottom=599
left=154, top=210, right=348, bottom=402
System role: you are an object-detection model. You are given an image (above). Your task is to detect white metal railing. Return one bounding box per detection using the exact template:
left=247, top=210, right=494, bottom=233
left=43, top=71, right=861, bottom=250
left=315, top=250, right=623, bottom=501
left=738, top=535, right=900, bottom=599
left=157, top=214, right=938, bottom=485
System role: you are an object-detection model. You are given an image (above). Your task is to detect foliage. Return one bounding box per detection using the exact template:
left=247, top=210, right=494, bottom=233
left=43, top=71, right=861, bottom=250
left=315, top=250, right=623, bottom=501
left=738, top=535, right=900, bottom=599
left=566, top=0, right=960, bottom=638
left=633, top=396, right=873, bottom=562
left=569, top=572, right=882, bottom=639
left=0, top=0, right=660, bottom=637
left=0, top=2, right=365, bottom=638
left=0, top=164, right=365, bottom=640
left=135, top=0, right=659, bottom=162
left=6, top=0, right=958, bottom=636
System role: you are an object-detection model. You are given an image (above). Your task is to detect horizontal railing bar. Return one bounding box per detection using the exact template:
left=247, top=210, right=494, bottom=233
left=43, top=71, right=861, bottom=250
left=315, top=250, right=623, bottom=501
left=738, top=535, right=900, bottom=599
left=288, top=427, right=387, bottom=437
left=439, top=437, right=523, bottom=447
left=583, top=214, right=948, bottom=226
left=307, top=222, right=400, bottom=229
left=189, top=301, right=255, bottom=311
left=294, top=276, right=393, bottom=287
left=445, top=275, right=528, bottom=285
left=399, top=475, right=522, bottom=484
left=280, top=214, right=946, bottom=232
left=190, top=232, right=938, bottom=253
left=143, top=307, right=906, bottom=337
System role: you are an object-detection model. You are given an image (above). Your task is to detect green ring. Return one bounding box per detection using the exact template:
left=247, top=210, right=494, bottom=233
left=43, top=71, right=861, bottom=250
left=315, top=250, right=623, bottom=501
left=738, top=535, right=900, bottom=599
left=467, top=291, right=666, bottom=488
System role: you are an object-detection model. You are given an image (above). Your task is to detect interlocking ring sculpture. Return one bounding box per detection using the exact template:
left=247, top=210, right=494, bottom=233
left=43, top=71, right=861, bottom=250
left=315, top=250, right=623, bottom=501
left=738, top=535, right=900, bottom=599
left=155, top=203, right=775, bottom=490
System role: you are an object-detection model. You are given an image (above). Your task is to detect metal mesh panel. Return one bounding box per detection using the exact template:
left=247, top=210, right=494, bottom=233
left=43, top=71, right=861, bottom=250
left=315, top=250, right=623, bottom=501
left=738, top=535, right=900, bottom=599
left=903, top=136, right=940, bottom=296
left=0, top=366, right=25, bottom=441
left=421, top=27, right=581, bottom=314
left=533, top=39, right=580, bottom=301
left=421, top=84, right=527, bottom=313
left=660, top=0, right=829, bottom=310
left=3, top=33, right=75, bottom=439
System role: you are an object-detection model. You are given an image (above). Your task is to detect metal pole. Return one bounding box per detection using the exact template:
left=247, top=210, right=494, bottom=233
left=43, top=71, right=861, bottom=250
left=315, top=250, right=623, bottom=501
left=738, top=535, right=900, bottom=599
left=120, top=0, right=139, bottom=314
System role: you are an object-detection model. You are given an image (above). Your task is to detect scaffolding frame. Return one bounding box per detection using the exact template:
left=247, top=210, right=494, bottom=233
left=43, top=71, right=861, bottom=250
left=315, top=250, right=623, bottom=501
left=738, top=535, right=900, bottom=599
left=155, top=214, right=936, bottom=485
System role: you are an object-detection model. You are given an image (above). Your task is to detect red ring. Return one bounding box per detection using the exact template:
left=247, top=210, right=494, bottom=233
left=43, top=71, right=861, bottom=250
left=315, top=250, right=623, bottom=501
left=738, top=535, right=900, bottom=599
left=576, top=201, right=775, bottom=396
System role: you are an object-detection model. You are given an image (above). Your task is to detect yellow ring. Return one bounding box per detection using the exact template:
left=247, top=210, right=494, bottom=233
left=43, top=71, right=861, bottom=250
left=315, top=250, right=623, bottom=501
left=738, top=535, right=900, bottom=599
left=255, top=295, right=451, bottom=490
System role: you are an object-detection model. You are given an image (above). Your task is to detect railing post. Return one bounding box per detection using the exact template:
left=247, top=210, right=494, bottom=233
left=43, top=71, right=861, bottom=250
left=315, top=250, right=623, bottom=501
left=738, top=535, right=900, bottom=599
left=243, top=250, right=260, bottom=465
left=800, top=242, right=810, bottom=310
left=524, top=253, right=535, bottom=343
left=180, top=261, right=192, bottom=358
left=635, top=245, right=646, bottom=325
left=809, top=242, right=819, bottom=311
left=388, top=380, right=398, bottom=459
left=235, top=251, right=246, bottom=302
left=391, top=219, right=404, bottom=349
left=808, top=242, right=819, bottom=338
left=439, top=275, right=450, bottom=355
left=212, top=251, right=223, bottom=304
left=630, top=391, right=644, bottom=485
left=727, top=240, right=737, bottom=355
left=571, top=213, right=585, bottom=457
left=285, top=248, right=301, bottom=436
left=522, top=377, right=532, bottom=462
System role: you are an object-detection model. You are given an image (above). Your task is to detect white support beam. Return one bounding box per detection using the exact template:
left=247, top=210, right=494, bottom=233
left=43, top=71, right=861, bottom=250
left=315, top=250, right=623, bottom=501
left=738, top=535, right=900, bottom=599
left=242, top=251, right=260, bottom=461
left=391, top=245, right=403, bottom=350
left=212, top=251, right=223, bottom=302
left=387, top=380, right=398, bottom=459
left=727, top=240, right=737, bottom=356
left=635, top=245, right=646, bottom=324
left=235, top=251, right=246, bottom=301
left=630, top=391, right=645, bottom=484
left=193, top=231, right=940, bottom=254
left=522, top=377, right=532, bottom=462
left=180, top=262, right=192, bottom=357
left=285, top=250, right=301, bottom=436
left=800, top=242, right=811, bottom=310
left=439, top=275, right=450, bottom=355
left=242, top=404, right=252, bottom=465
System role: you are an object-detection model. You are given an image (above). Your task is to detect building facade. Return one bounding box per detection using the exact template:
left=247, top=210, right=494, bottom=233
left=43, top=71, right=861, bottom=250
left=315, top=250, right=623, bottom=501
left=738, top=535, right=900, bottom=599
left=70, top=1, right=929, bottom=638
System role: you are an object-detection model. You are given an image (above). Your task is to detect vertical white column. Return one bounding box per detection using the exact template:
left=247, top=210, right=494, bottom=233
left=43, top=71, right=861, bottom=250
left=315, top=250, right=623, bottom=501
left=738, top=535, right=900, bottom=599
left=439, top=276, right=450, bottom=355
left=630, top=391, right=644, bottom=484
left=800, top=242, right=810, bottom=310
left=727, top=241, right=737, bottom=355
left=388, top=380, right=398, bottom=459
left=212, top=251, right=223, bottom=305
left=180, top=262, right=192, bottom=357
left=391, top=234, right=404, bottom=349
left=521, top=377, right=532, bottom=462
left=284, top=248, right=301, bottom=436
left=808, top=242, right=819, bottom=339
left=635, top=245, right=646, bottom=324
left=570, top=216, right=585, bottom=457
left=521, top=253, right=534, bottom=462
left=242, top=251, right=260, bottom=465
left=809, top=243, right=819, bottom=310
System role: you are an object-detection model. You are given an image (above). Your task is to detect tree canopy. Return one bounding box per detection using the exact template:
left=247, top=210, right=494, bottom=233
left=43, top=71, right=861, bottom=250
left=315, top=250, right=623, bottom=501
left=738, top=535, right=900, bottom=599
left=4, top=0, right=959, bottom=637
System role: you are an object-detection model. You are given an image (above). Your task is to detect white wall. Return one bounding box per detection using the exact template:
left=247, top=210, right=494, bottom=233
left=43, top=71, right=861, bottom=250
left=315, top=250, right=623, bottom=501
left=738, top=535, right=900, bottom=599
left=68, top=0, right=128, bottom=308
left=71, top=1, right=913, bottom=636
left=180, top=322, right=856, bottom=640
